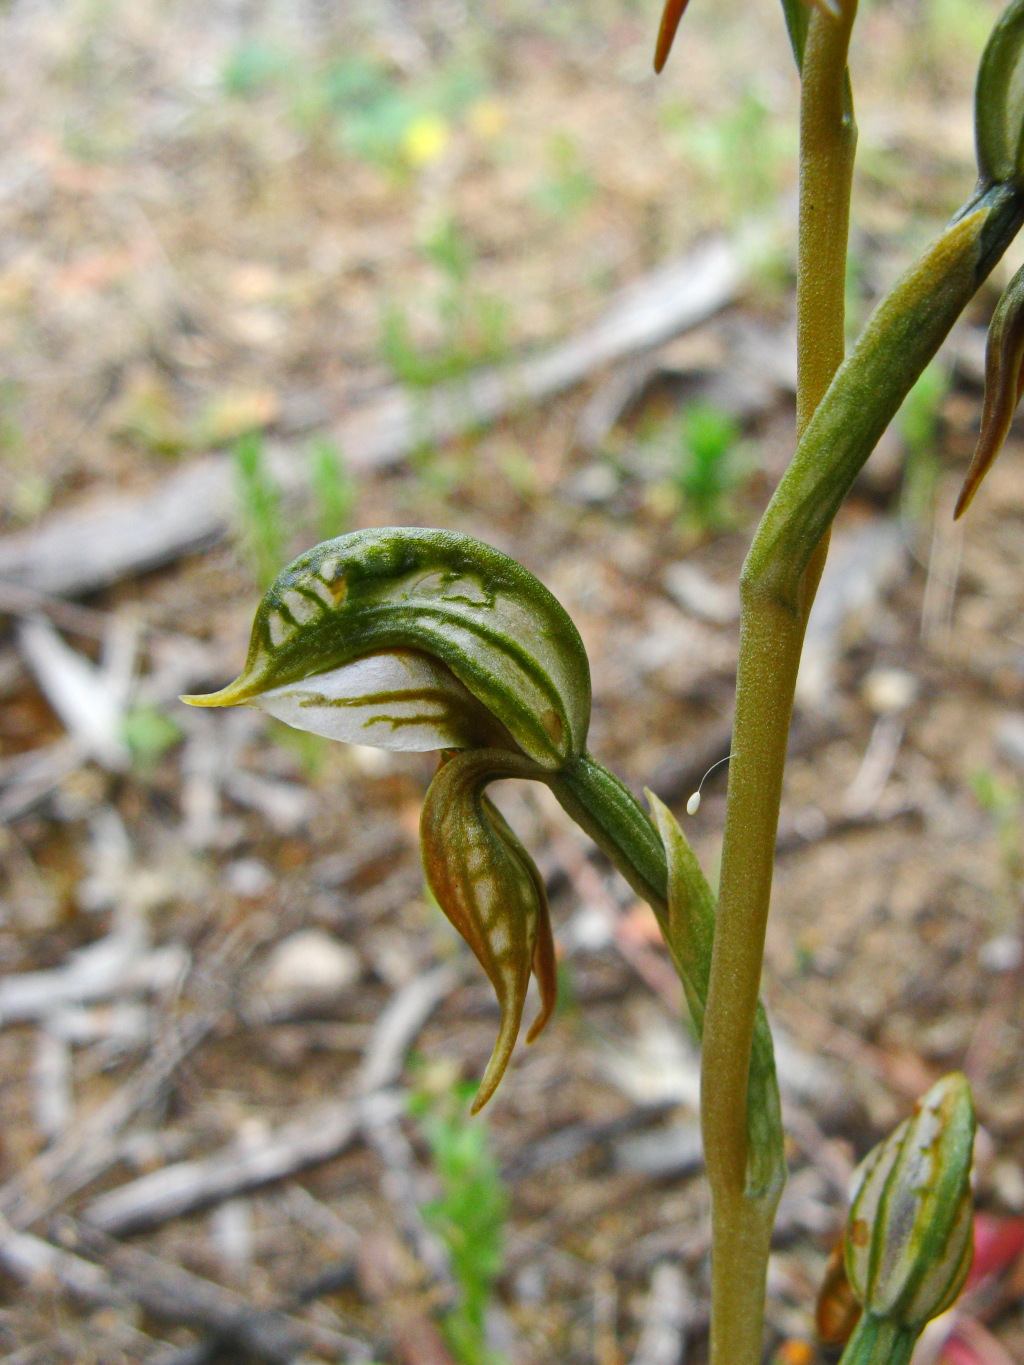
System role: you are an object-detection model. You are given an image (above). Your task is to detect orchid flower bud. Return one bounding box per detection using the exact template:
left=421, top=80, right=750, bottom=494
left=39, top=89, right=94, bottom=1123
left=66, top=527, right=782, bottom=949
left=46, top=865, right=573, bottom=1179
left=955, top=259, right=1024, bottom=518
left=975, top=0, right=1024, bottom=188
left=420, top=749, right=557, bottom=1113
left=183, top=528, right=591, bottom=770
left=845, top=1073, right=975, bottom=1330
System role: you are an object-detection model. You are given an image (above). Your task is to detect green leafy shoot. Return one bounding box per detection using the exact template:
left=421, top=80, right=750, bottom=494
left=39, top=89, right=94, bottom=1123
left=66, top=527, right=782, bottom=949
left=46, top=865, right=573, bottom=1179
left=412, top=1082, right=509, bottom=1365
left=533, top=132, right=596, bottom=220
left=425, top=216, right=474, bottom=286
left=971, top=767, right=1023, bottom=890
left=896, top=362, right=947, bottom=527
left=122, top=704, right=182, bottom=766
left=234, top=431, right=285, bottom=589
left=221, top=41, right=290, bottom=98
left=673, top=400, right=743, bottom=530
left=308, top=437, right=354, bottom=542
left=381, top=221, right=509, bottom=389
left=669, top=89, right=787, bottom=220
left=285, top=53, right=483, bottom=170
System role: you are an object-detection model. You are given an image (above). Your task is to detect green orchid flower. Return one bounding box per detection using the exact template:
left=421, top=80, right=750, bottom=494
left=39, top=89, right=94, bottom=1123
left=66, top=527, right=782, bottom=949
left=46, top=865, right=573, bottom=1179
left=184, top=527, right=590, bottom=1106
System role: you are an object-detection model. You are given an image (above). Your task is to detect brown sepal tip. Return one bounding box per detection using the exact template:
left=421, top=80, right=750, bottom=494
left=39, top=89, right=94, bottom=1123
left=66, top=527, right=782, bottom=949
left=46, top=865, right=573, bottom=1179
left=653, top=0, right=692, bottom=74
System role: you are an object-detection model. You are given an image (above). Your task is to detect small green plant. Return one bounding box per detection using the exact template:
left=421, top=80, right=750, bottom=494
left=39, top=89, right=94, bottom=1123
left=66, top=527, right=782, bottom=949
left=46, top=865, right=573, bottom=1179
left=897, top=361, right=948, bottom=526
left=221, top=41, right=290, bottom=98
left=971, top=767, right=1023, bottom=895
left=412, top=1081, right=509, bottom=1365
left=673, top=400, right=744, bottom=529
left=664, top=86, right=789, bottom=220
left=233, top=432, right=285, bottom=589
left=1, top=380, right=51, bottom=522
left=533, top=131, right=596, bottom=220
left=189, top=3, right=1024, bottom=1363
left=381, top=220, right=509, bottom=389
left=308, top=438, right=354, bottom=543
left=122, top=704, right=182, bottom=767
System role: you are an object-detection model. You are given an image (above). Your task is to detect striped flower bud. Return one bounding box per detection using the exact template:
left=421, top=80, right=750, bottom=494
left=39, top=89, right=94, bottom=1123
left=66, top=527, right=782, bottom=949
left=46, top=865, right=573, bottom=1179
left=975, top=0, right=1024, bottom=187
left=845, top=1073, right=976, bottom=1329
left=420, top=749, right=557, bottom=1112
left=955, top=260, right=1024, bottom=518
left=183, top=528, right=590, bottom=770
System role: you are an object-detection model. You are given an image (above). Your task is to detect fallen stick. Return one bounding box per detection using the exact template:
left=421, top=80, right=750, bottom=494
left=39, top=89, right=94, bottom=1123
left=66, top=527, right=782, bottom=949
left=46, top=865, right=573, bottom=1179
left=0, top=1011, right=216, bottom=1229
left=0, top=237, right=747, bottom=598
left=81, top=965, right=459, bottom=1235
left=355, top=963, right=459, bottom=1095
left=82, top=1097, right=362, bottom=1236
left=0, top=1212, right=114, bottom=1305
left=0, top=933, right=188, bottom=1026
left=0, top=737, right=84, bottom=824
left=629, top=1261, right=697, bottom=1365
left=0, top=1213, right=368, bottom=1364
left=73, top=1219, right=369, bottom=1362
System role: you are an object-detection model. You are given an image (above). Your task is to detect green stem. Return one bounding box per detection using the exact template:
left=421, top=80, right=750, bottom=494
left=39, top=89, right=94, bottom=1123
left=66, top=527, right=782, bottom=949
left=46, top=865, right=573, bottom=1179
left=550, top=757, right=785, bottom=1207
left=702, top=7, right=858, bottom=1362
left=838, top=1314, right=918, bottom=1365
left=696, top=128, right=1024, bottom=1365
left=796, top=7, right=857, bottom=435
left=549, top=753, right=669, bottom=919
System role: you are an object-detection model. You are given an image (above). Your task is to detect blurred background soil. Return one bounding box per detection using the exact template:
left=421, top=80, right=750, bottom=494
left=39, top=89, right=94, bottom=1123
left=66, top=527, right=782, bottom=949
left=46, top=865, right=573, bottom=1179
left=0, top=1, right=1023, bottom=1362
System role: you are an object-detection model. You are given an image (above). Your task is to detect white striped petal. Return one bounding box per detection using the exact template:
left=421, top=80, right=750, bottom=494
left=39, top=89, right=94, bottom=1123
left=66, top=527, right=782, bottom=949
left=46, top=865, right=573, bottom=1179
left=250, top=650, right=488, bottom=752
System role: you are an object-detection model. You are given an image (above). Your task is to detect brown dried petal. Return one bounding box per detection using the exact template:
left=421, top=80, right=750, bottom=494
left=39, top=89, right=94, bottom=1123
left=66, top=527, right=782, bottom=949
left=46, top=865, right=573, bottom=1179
left=815, top=1242, right=861, bottom=1346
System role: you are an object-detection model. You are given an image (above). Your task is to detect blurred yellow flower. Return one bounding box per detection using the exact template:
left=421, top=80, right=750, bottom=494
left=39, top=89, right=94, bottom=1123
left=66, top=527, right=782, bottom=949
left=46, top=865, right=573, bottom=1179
left=468, top=99, right=507, bottom=140
left=403, top=113, right=450, bottom=166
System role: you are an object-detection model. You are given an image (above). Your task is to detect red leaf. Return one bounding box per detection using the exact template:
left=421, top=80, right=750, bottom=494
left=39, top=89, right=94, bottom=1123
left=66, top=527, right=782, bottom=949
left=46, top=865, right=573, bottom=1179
left=967, top=1213, right=1024, bottom=1290
left=940, top=1317, right=1016, bottom=1365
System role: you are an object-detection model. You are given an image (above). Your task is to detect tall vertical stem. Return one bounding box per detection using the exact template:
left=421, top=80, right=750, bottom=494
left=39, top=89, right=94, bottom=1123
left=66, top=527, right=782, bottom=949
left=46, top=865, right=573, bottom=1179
left=796, top=9, right=857, bottom=436
left=701, top=6, right=858, bottom=1363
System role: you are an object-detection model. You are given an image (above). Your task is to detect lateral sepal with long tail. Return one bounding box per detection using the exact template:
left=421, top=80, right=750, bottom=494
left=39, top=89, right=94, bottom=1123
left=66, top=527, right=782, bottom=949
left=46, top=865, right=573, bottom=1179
left=955, top=259, right=1024, bottom=517
left=421, top=748, right=557, bottom=1113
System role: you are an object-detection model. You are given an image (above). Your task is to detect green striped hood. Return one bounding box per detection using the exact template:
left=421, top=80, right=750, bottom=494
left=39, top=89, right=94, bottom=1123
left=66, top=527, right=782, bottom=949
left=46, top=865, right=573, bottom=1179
left=184, top=527, right=591, bottom=770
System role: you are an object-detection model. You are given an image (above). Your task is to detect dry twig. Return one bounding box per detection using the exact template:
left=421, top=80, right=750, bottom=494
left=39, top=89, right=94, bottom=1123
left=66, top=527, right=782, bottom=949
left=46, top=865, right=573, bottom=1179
left=0, top=239, right=748, bottom=598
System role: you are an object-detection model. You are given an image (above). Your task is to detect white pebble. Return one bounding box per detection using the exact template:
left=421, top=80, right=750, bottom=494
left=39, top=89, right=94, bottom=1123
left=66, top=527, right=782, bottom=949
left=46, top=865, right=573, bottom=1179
left=979, top=934, right=1023, bottom=973
left=258, top=929, right=361, bottom=1010
left=862, top=667, right=918, bottom=715
left=225, top=858, right=274, bottom=899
